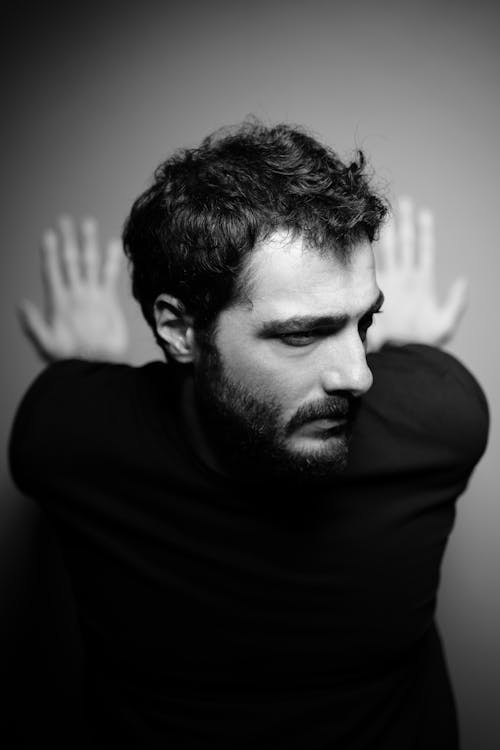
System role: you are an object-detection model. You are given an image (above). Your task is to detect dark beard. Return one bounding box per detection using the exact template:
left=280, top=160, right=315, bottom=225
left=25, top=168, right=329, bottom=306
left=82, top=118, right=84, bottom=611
left=194, top=341, right=359, bottom=484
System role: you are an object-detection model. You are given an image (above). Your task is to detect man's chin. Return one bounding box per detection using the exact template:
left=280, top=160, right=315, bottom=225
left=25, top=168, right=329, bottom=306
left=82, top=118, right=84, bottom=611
left=293, top=441, right=348, bottom=471
left=252, top=434, right=350, bottom=484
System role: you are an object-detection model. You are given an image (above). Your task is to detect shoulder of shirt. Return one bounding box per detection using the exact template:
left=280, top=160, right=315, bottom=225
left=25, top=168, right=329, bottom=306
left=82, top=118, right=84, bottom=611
left=16, top=357, right=168, bottom=398
left=8, top=358, right=169, bottom=493
left=368, top=343, right=489, bottom=413
left=365, top=344, right=490, bottom=469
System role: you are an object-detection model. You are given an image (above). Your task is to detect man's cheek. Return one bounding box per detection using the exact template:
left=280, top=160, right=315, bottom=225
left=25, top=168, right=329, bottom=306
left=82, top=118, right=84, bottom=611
left=223, top=351, right=276, bottom=393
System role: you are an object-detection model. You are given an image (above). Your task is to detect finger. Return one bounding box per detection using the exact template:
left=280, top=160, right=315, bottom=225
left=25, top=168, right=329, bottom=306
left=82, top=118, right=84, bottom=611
left=376, top=216, right=397, bottom=270
left=102, top=238, right=123, bottom=286
left=439, top=276, right=469, bottom=343
left=398, top=196, right=416, bottom=267
left=58, top=215, right=80, bottom=286
left=80, top=217, right=99, bottom=284
left=41, top=229, right=65, bottom=310
left=18, top=300, right=56, bottom=362
left=418, top=208, right=436, bottom=283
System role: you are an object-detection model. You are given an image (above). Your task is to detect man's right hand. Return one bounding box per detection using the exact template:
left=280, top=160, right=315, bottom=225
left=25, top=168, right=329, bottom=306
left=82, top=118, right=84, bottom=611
left=19, top=216, right=129, bottom=363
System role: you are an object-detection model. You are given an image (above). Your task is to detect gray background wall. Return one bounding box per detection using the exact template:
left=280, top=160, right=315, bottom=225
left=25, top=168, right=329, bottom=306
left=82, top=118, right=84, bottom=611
left=1, top=1, right=498, bottom=746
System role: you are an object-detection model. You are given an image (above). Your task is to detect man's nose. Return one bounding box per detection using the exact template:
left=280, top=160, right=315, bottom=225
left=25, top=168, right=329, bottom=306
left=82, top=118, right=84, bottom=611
left=320, top=334, right=373, bottom=398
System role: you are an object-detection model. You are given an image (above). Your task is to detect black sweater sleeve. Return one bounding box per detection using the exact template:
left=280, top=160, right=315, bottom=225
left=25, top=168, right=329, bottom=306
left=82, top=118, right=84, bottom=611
left=9, top=359, right=135, bottom=498
left=9, top=346, right=490, bottom=497
left=347, top=344, right=490, bottom=479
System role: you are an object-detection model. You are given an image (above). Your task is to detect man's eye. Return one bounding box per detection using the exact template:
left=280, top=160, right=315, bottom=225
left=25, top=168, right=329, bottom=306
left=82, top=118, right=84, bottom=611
left=278, top=332, right=317, bottom=347
left=359, top=311, right=382, bottom=340
left=359, top=314, right=374, bottom=334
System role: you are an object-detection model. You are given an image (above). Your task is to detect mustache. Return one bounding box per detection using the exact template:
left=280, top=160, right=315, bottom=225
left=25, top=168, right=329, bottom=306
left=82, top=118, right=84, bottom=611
left=286, top=394, right=357, bottom=435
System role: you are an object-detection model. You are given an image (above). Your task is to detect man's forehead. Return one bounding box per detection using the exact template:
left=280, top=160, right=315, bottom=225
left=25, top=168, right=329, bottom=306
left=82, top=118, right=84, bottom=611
left=241, top=230, right=377, bottom=314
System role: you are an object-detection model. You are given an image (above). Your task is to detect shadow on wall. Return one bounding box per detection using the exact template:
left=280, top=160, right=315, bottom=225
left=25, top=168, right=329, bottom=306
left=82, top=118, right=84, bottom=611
left=1, top=486, right=85, bottom=748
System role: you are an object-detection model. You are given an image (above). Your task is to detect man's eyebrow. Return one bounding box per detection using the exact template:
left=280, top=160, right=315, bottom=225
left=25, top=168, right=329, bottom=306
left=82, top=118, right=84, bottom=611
left=257, top=290, right=385, bottom=337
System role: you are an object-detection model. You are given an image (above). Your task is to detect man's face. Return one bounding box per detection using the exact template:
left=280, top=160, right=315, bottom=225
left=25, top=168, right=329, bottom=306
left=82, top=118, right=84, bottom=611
left=194, top=230, right=381, bottom=481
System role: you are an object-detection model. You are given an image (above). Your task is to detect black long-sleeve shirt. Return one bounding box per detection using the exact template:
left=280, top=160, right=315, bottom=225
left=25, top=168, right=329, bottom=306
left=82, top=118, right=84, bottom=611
left=9, top=345, right=489, bottom=749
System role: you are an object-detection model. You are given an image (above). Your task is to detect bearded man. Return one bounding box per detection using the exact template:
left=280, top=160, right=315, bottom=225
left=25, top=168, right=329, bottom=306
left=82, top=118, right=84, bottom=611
left=10, top=122, right=489, bottom=749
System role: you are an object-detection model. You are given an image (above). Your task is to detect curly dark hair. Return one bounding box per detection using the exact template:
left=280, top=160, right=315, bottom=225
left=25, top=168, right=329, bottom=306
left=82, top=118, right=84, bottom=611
left=122, top=120, right=387, bottom=345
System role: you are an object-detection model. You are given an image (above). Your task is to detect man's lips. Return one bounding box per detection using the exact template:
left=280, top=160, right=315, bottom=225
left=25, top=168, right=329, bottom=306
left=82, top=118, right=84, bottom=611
left=286, top=396, right=356, bottom=436
left=296, top=417, right=349, bottom=437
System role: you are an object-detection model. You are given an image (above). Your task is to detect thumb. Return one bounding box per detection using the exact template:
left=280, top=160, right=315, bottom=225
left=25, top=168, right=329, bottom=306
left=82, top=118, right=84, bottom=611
left=439, top=277, right=468, bottom=343
left=17, top=300, right=56, bottom=362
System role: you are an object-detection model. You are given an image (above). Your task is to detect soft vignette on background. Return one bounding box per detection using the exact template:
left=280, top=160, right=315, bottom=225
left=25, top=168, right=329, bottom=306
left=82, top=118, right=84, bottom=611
left=0, top=0, right=498, bottom=747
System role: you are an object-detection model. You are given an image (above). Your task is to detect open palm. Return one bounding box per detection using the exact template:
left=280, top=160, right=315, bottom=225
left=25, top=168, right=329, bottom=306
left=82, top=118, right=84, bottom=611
left=368, top=198, right=468, bottom=351
left=20, top=216, right=129, bottom=362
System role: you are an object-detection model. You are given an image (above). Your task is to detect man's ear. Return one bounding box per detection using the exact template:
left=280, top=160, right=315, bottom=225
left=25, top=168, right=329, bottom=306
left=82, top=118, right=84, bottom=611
left=153, top=294, right=195, bottom=364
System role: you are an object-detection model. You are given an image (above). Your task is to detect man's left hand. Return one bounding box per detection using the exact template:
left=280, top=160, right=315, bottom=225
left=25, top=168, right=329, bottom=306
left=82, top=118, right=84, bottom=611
left=368, top=197, right=468, bottom=352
